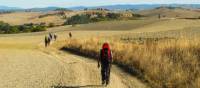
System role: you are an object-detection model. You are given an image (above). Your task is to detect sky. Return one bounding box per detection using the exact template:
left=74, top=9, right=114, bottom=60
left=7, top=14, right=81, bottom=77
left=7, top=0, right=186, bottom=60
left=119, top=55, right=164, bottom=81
left=0, top=0, right=200, bottom=8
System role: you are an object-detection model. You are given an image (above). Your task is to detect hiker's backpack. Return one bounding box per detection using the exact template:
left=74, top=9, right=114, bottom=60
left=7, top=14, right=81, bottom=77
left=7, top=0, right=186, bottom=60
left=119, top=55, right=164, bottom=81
left=101, top=43, right=112, bottom=61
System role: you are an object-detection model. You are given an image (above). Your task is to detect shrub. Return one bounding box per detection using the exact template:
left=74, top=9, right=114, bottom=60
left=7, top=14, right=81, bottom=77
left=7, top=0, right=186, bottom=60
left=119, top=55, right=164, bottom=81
left=65, top=14, right=91, bottom=25
left=0, top=21, right=11, bottom=33
left=48, top=23, right=55, bottom=27
left=8, top=26, right=20, bottom=33
left=133, top=14, right=144, bottom=17
left=106, top=13, right=120, bottom=19
left=31, top=26, right=46, bottom=32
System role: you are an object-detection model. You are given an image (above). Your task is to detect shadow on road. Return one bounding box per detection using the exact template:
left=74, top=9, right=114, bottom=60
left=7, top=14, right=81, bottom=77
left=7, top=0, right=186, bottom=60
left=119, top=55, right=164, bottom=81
left=52, top=84, right=103, bottom=88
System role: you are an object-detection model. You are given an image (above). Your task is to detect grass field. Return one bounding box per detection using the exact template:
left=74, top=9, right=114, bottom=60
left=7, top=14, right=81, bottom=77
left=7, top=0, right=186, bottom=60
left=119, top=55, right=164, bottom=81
left=64, top=19, right=200, bottom=34
left=1, top=10, right=200, bottom=88
left=55, top=18, right=200, bottom=88
left=61, top=35, right=200, bottom=88
left=0, top=12, right=65, bottom=25
left=137, top=7, right=200, bottom=19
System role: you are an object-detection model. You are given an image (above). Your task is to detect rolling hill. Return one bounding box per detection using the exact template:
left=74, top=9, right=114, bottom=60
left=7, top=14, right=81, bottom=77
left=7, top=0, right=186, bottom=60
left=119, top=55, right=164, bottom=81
left=0, top=11, right=66, bottom=25
left=137, top=7, right=200, bottom=18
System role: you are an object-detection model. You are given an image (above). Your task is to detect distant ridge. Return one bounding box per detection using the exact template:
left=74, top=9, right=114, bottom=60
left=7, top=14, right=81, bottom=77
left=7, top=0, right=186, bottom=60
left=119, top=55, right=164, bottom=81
left=0, top=6, right=70, bottom=12
left=69, top=4, right=200, bottom=10
left=0, top=6, right=22, bottom=11
left=25, top=7, right=62, bottom=12
left=0, top=4, right=200, bottom=12
left=69, top=4, right=161, bottom=10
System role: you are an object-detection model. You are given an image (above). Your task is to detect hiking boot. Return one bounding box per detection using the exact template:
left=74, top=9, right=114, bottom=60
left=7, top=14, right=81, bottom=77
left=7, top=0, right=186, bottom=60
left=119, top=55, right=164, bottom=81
left=102, top=80, right=105, bottom=85
left=106, top=80, right=110, bottom=85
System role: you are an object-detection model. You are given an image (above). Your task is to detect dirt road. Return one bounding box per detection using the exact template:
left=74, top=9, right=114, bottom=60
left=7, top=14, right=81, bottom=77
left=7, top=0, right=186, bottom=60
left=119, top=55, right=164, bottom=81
left=0, top=28, right=148, bottom=88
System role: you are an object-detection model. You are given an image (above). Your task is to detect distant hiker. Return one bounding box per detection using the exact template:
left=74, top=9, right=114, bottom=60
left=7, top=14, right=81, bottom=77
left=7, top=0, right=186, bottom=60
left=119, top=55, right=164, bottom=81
left=45, top=36, right=48, bottom=47
left=98, top=43, right=112, bottom=86
left=69, top=32, right=72, bottom=38
left=54, top=34, right=57, bottom=41
left=49, top=33, right=53, bottom=40
left=47, top=36, right=51, bottom=46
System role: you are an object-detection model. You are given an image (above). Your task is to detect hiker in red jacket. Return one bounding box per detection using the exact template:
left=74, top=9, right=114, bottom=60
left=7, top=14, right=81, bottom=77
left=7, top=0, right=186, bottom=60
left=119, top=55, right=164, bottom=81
left=98, top=43, right=112, bottom=86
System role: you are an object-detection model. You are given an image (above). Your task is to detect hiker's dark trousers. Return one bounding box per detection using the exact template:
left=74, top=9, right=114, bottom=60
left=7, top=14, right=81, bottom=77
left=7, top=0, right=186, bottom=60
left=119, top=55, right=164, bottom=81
left=101, top=63, right=111, bottom=84
left=45, top=41, right=48, bottom=47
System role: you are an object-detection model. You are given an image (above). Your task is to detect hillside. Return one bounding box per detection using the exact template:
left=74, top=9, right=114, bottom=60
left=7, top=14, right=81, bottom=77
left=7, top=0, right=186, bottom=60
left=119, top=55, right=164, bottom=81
left=0, top=11, right=73, bottom=26
left=137, top=7, right=200, bottom=19
left=0, top=10, right=135, bottom=26
left=0, top=9, right=200, bottom=88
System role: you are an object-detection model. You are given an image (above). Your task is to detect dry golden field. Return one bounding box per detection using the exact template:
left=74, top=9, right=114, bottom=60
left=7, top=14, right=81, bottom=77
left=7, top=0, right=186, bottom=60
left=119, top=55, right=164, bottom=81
left=56, top=18, right=200, bottom=88
left=137, top=7, right=200, bottom=19
left=0, top=10, right=200, bottom=88
left=0, top=24, right=150, bottom=88
left=62, top=35, right=200, bottom=88
left=0, top=11, right=72, bottom=25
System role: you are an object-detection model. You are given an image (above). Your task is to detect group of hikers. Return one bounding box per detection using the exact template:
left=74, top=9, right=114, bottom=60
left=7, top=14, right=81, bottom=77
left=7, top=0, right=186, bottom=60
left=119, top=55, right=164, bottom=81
left=44, top=32, right=112, bottom=86
left=45, top=33, right=57, bottom=47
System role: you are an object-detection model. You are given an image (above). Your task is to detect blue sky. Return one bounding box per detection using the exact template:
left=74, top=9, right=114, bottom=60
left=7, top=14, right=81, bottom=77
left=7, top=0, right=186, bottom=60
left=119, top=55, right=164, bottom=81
left=0, top=0, right=200, bottom=8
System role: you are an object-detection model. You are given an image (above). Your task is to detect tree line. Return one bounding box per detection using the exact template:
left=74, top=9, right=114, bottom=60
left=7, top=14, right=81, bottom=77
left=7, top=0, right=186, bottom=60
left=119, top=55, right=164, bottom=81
left=64, top=12, right=144, bottom=25
left=0, top=21, right=46, bottom=34
left=64, top=13, right=122, bottom=25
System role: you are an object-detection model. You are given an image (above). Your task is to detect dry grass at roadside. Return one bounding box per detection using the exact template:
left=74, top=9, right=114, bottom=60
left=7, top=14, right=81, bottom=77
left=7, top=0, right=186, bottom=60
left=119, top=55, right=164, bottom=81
left=61, top=37, right=200, bottom=88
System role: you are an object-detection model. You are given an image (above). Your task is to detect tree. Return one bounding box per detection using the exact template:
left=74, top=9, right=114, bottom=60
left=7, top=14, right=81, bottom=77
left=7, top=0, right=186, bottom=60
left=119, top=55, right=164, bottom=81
left=31, top=26, right=46, bottom=32
left=8, top=26, right=19, bottom=33
left=0, top=23, right=11, bottom=33
left=106, top=13, right=120, bottom=19
left=48, top=23, right=55, bottom=27
left=65, top=14, right=91, bottom=25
